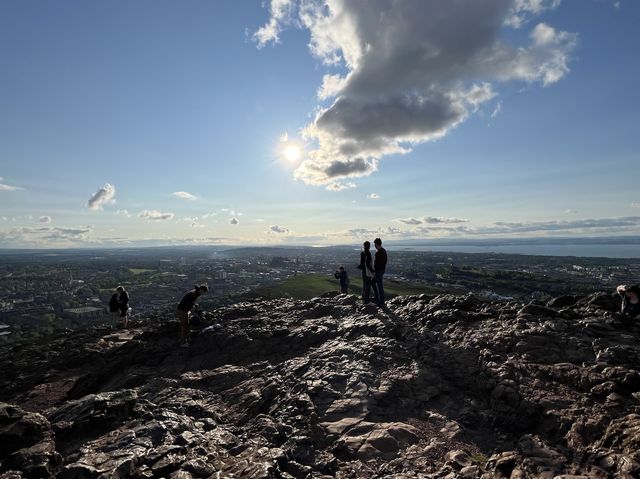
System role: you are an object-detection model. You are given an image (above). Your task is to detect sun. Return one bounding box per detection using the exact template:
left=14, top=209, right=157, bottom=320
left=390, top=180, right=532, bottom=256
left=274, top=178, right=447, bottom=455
left=283, top=144, right=302, bottom=162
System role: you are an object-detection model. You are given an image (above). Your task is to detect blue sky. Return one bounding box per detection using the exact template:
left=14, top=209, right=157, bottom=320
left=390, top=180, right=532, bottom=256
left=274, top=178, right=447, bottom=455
left=0, top=0, right=639, bottom=248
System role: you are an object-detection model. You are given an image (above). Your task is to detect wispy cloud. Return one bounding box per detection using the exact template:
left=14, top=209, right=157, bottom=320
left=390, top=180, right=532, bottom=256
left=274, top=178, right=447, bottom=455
left=172, top=191, right=198, bottom=201
left=395, top=216, right=469, bottom=225
left=326, top=182, right=356, bottom=192
left=565, top=209, right=578, bottom=214
left=37, top=216, right=52, bottom=224
left=0, top=226, right=94, bottom=246
left=367, top=193, right=380, bottom=200
left=0, top=177, right=24, bottom=191
left=255, top=1, right=576, bottom=186
left=252, top=0, right=294, bottom=47
left=87, top=183, right=116, bottom=210
left=631, top=203, right=640, bottom=209
left=116, top=209, right=132, bottom=218
left=138, top=210, right=174, bottom=221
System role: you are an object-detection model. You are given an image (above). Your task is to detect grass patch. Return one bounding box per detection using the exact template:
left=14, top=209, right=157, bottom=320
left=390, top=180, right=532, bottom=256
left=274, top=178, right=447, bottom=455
left=128, top=268, right=155, bottom=275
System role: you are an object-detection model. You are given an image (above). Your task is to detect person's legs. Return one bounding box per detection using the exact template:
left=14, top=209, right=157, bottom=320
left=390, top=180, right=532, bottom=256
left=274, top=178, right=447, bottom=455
left=177, top=309, right=190, bottom=342
left=361, top=273, right=367, bottom=301
left=363, top=276, right=372, bottom=303
left=121, top=312, right=128, bottom=329
left=376, top=273, right=385, bottom=306
left=370, top=275, right=379, bottom=304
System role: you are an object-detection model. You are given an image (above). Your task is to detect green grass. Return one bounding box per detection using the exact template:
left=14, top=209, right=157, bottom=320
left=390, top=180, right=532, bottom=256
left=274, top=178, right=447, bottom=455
left=128, top=268, right=155, bottom=275
left=249, top=274, right=443, bottom=300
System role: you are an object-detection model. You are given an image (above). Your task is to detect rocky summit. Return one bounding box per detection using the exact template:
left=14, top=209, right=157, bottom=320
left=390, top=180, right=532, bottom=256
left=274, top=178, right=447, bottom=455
left=1, top=292, right=640, bottom=478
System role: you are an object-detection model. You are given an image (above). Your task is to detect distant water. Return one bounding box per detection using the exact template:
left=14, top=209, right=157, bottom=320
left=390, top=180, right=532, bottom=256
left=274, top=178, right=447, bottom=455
left=397, top=244, right=640, bottom=258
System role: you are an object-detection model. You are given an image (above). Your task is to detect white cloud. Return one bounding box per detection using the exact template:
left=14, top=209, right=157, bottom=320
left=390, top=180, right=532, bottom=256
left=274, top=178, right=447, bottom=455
left=38, top=216, right=52, bottom=224
left=0, top=177, right=23, bottom=191
left=253, top=0, right=294, bottom=47
left=172, top=191, right=198, bottom=201
left=565, top=209, right=578, bottom=214
left=367, top=193, right=380, bottom=200
left=87, top=183, right=116, bottom=210
left=631, top=203, right=640, bottom=209
left=326, top=181, right=356, bottom=192
left=280, top=131, right=289, bottom=142
left=230, top=217, right=240, bottom=225
left=255, top=0, right=576, bottom=186
left=505, top=0, right=562, bottom=29
left=116, top=209, right=132, bottom=218
left=269, top=225, right=290, bottom=234
left=138, top=210, right=174, bottom=221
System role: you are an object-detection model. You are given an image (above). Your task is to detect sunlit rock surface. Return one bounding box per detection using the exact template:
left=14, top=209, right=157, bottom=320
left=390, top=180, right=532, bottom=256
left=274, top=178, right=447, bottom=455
left=1, top=291, right=639, bottom=478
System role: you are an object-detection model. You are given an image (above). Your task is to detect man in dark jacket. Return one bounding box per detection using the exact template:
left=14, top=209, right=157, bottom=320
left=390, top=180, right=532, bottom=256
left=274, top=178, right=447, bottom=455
left=373, top=238, right=387, bottom=307
left=116, top=286, right=129, bottom=328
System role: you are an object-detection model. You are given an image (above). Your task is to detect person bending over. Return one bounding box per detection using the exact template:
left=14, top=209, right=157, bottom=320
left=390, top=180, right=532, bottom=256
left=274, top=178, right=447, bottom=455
left=176, top=284, right=208, bottom=347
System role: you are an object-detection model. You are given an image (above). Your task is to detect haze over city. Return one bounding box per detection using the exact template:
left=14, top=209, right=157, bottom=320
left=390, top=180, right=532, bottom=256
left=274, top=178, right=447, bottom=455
left=1, top=0, right=639, bottom=248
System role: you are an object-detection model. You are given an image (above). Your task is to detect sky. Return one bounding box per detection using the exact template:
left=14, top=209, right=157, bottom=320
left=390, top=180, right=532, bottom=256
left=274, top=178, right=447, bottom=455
left=0, top=0, right=639, bottom=248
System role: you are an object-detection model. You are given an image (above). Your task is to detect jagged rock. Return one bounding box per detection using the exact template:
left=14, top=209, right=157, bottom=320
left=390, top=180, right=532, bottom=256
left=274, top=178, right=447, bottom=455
left=1, top=294, right=639, bottom=478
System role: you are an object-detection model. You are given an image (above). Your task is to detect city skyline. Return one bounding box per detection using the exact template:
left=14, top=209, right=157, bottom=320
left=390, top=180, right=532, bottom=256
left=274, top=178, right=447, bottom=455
left=1, top=0, right=639, bottom=248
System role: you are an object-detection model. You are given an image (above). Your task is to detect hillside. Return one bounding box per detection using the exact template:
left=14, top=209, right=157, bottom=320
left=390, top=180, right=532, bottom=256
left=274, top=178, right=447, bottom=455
left=1, top=291, right=639, bottom=478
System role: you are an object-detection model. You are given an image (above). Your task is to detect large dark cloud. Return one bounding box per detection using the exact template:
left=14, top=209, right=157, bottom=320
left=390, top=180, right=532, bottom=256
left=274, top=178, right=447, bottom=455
left=255, top=0, right=576, bottom=186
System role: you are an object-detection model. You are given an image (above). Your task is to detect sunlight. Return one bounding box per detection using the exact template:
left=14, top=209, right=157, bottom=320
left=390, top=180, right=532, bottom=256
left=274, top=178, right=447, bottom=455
left=283, top=144, right=302, bottom=162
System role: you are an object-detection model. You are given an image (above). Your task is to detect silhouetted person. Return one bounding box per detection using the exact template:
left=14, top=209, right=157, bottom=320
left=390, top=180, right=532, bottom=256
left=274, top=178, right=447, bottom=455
left=176, top=284, right=209, bottom=347
left=361, top=241, right=378, bottom=304
left=617, top=284, right=640, bottom=325
left=117, top=286, right=129, bottom=328
left=108, top=290, right=120, bottom=329
left=334, top=266, right=349, bottom=294
left=373, top=238, right=387, bottom=307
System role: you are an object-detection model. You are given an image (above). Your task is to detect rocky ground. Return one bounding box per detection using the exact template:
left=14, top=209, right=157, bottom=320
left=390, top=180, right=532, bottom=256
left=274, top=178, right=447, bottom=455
left=1, top=291, right=640, bottom=478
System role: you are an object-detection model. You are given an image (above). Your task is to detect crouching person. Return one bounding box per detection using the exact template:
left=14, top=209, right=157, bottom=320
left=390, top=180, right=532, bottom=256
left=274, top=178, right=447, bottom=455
left=176, top=284, right=208, bottom=347
left=616, top=284, right=640, bottom=327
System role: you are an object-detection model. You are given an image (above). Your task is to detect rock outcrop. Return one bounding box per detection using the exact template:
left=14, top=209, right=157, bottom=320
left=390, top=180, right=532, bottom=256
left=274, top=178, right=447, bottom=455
left=1, top=291, right=639, bottom=478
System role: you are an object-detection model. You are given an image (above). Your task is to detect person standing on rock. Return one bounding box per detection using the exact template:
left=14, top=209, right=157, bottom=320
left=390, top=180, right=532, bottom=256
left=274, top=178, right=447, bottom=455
left=373, top=238, right=387, bottom=307
left=176, top=284, right=209, bottom=347
left=360, top=241, right=378, bottom=304
left=334, top=266, right=349, bottom=294
left=108, top=289, right=121, bottom=329
left=617, top=284, right=640, bottom=325
left=117, top=286, right=129, bottom=328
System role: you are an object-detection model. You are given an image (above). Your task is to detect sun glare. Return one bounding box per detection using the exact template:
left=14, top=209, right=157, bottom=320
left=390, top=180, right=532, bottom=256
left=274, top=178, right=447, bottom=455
left=283, top=144, right=302, bottom=162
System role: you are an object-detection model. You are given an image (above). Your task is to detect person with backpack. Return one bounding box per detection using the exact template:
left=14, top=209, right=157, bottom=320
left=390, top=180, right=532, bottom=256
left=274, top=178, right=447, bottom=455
left=176, top=284, right=209, bottom=347
left=117, top=286, right=129, bottom=328
left=108, top=289, right=121, bottom=329
left=334, top=266, right=349, bottom=294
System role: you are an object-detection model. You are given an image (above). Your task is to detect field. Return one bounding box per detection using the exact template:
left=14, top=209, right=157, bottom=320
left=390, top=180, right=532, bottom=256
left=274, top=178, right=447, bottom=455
left=249, top=274, right=444, bottom=301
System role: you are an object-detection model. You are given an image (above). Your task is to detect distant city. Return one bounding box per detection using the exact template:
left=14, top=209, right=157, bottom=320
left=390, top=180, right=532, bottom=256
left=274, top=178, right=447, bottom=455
left=1, top=246, right=639, bottom=343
